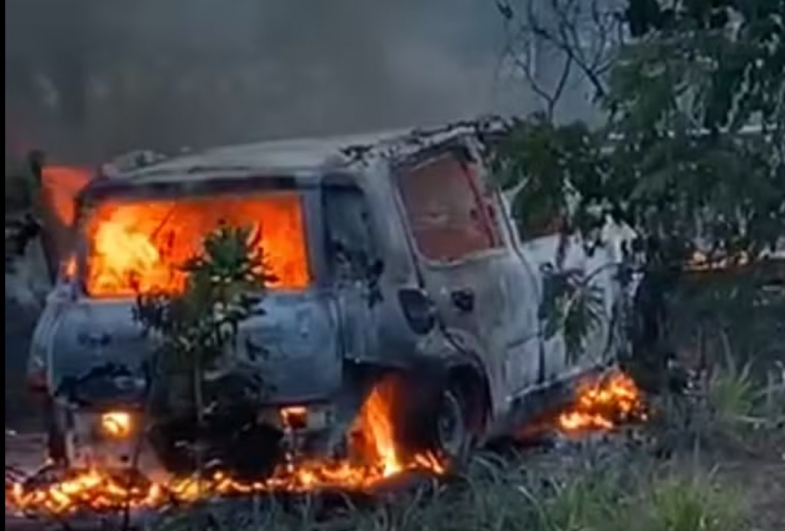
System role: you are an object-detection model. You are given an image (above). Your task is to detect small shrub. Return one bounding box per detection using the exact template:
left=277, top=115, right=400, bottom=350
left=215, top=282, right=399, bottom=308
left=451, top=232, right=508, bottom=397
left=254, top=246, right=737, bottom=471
left=640, top=473, right=746, bottom=531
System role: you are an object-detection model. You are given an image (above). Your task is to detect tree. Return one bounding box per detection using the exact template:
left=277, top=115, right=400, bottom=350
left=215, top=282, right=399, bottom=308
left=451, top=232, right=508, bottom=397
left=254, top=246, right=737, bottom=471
left=494, top=0, right=783, bottom=263
left=494, top=0, right=627, bottom=119
left=133, top=223, right=274, bottom=481
left=491, top=0, right=784, bottom=385
left=604, top=0, right=784, bottom=264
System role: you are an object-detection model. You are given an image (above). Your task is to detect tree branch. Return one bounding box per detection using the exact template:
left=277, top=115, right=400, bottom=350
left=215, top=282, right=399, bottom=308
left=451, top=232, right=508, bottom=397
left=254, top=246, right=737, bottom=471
left=497, top=0, right=626, bottom=103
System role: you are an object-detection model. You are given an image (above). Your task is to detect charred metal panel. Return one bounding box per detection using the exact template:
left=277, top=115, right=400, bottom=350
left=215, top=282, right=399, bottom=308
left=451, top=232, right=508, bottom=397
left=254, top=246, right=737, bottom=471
left=232, top=291, right=342, bottom=404
left=40, top=290, right=343, bottom=407
left=44, top=299, right=149, bottom=407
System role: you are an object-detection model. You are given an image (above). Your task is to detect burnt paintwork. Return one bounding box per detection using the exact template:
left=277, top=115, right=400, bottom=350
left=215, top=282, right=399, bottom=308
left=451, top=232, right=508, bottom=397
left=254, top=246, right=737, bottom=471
left=27, top=118, right=638, bottom=470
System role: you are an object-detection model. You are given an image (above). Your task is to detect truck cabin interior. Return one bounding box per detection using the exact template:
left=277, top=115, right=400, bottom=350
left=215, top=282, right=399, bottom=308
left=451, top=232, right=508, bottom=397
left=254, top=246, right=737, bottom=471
left=76, top=189, right=311, bottom=298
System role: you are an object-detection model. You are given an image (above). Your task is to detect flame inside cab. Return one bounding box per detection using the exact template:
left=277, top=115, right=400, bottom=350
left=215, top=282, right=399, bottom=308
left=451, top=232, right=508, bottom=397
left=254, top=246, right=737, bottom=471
left=78, top=192, right=311, bottom=297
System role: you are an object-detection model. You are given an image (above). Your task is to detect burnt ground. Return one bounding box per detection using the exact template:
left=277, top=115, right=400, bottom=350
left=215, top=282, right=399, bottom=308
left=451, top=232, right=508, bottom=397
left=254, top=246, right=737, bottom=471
left=5, top=434, right=51, bottom=531
left=6, top=425, right=785, bottom=530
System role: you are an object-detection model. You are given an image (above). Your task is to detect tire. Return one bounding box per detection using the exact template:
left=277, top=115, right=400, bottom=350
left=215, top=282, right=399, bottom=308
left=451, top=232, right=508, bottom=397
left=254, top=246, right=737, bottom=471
left=392, top=369, right=485, bottom=470
left=432, top=385, right=472, bottom=468
left=42, top=399, right=67, bottom=465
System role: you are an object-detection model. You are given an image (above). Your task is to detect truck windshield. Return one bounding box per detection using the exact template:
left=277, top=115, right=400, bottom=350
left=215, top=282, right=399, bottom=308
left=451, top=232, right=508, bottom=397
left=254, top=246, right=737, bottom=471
left=81, top=191, right=310, bottom=298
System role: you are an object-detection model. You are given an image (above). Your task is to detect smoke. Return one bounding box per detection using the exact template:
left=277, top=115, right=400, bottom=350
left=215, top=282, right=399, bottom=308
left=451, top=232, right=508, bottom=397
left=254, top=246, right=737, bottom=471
left=5, top=0, right=523, bottom=165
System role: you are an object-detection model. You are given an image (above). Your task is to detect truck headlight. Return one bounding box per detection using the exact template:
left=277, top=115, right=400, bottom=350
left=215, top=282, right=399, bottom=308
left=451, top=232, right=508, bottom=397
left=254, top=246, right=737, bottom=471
left=99, top=411, right=134, bottom=439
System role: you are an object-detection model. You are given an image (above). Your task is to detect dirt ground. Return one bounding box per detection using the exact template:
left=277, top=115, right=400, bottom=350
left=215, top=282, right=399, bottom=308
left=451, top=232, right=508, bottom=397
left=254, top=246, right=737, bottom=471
left=719, top=456, right=785, bottom=531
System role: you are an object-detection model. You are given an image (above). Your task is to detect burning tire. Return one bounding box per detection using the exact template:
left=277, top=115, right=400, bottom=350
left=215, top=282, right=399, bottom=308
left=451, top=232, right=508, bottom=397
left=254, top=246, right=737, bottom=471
left=388, top=369, right=480, bottom=471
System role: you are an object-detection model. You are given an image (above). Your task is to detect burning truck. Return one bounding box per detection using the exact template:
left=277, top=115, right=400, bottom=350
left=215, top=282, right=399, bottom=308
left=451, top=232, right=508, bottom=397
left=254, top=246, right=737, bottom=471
left=16, top=120, right=644, bottom=511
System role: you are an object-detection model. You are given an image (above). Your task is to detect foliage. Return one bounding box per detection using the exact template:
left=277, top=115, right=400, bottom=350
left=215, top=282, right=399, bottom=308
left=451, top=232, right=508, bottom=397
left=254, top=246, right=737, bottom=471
left=604, top=0, right=784, bottom=265
left=134, top=223, right=273, bottom=420
left=539, top=265, right=606, bottom=364
left=491, top=0, right=784, bottom=382
left=650, top=349, right=784, bottom=457
left=642, top=472, right=745, bottom=531
left=495, top=0, right=784, bottom=263
left=490, top=115, right=611, bottom=240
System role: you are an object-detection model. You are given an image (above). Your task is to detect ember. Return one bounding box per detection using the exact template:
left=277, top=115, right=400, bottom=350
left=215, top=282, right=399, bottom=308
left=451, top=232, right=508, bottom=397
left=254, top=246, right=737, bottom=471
left=82, top=192, right=310, bottom=297
left=8, top=378, right=445, bottom=517
left=8, top=467, right=165, bottom=516
left=557, top=370, right=647, bottom=433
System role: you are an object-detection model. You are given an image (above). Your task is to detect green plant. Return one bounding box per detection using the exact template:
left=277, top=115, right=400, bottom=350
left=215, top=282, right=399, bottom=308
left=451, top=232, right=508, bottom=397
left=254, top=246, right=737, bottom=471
left=539, top=266, right=607, bottom=365
left=491, top=1, right=784, bottom=396
left=642, top=473, right=745, bottom=531
left=707, top=357, right=756, bottom=426
left=133, top=222, right=273, bottom=478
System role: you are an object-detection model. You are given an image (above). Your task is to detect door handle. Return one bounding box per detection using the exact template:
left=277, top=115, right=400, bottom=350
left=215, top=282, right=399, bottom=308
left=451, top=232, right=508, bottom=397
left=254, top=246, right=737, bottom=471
left=450, top=288, right=475, bottom=313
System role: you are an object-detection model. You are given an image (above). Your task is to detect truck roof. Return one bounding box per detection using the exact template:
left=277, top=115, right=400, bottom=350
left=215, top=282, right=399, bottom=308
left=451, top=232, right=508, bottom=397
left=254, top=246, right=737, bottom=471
left=80, top=117, right=506, bottom=200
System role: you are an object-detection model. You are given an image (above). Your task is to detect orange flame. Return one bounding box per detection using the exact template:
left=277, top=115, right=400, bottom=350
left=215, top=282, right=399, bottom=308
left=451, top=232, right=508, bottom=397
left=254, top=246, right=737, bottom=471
left=8, top=378, right=445, bottom=517
left=82, top=192, right=311, bottom=297
left=8, top=468, right=164, bottom=516
left=557, top=370, right=647, bottom=433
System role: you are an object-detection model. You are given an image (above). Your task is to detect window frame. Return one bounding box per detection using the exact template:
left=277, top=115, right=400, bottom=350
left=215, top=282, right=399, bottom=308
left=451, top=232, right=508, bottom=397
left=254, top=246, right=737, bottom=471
left=76, top=181, right=318, bottom=299
left=320, top=181, right=380, bottom=284
left=393, top=143, right=505, bottom=266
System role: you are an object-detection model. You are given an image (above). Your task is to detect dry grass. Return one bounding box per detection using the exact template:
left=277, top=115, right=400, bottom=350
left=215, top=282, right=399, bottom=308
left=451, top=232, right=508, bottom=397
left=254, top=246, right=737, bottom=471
left=153, top=443, right=750, bottom=531
left=153, top=276, right=783, bottom=531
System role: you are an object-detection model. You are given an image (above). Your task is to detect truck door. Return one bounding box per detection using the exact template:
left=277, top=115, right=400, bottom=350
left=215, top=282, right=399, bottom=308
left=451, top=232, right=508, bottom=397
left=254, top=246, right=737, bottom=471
left=393, top=144, right=541, bottom=413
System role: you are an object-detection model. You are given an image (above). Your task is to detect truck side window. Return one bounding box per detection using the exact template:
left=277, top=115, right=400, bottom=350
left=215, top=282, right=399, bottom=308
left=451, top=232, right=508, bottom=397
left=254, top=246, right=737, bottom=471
left=398, top=152, right=500, bottom=262
left=322, top=185, right=376, bottom=283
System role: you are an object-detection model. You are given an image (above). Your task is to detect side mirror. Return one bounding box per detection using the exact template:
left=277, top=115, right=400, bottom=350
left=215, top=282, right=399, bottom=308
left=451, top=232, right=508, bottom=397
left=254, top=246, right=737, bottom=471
left=398, top=288, right=436, bottom=335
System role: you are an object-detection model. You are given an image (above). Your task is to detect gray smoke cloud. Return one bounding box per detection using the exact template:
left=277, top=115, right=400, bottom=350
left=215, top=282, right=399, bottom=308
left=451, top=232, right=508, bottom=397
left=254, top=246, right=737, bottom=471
left=5, top=0, right=532, bottom=165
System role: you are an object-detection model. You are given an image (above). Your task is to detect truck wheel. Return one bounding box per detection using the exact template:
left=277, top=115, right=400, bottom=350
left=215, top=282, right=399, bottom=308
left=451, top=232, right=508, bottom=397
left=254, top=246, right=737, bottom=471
left=43, top=400, right=67, bottom=466
left=433, top=385, right=472, bottom=467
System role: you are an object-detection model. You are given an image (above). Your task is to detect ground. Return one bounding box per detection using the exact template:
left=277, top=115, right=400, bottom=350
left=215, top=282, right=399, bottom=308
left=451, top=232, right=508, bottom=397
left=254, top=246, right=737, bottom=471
left=721, top=458, right=785, bottom=531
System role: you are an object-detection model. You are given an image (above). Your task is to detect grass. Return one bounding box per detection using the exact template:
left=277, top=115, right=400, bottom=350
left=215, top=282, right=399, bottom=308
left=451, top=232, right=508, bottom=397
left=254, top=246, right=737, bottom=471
left=151, top=274, right=783, bottom=531
left=152, top=368, right=775, bottom=531
left=153, top=445, right=749, bottom=531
